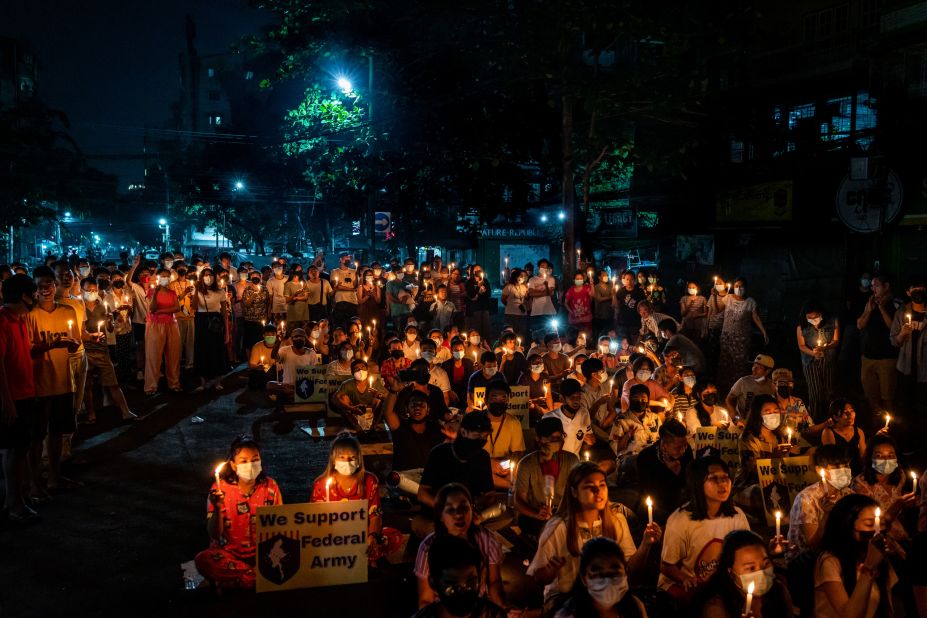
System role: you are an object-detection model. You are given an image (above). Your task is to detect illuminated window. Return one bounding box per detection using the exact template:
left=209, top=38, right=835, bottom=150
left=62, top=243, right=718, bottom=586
left=245, top=71, right=254, bottom=80
left=207, top=68, right=215, bottom=78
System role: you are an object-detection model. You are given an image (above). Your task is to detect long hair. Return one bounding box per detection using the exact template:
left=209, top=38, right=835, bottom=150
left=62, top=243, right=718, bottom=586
left=561, top=537, right=643, bottom=618
left=862, top=434, right=904, bottom=487
left=196, top=267, right=219, bottom=293
left=798, top=300, right=826, bottom=328
left=432, top=483, right=480, bottom=548
left=218, top=434, right=267, bottom=484
left=681, top=456, right=738, bottom=521
left=314, top=432, right=368, bottom=497
left=554, top=462, right=619, bottom=556
left=693, top=530, right=791, bottom=618
left=820, top=494, right=879, bottom=596
left=743, top=394, right=777, bottom=439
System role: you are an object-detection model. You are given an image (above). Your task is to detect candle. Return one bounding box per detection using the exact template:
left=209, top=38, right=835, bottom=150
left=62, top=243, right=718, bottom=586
left=609, top=378, right=614, bottom=391
left=517, top=337, right=522, bottom=347
left=817, top=335, right=824, bottom=348
left=280, top=320, right=286, bottom=332
left=637, top=346, right=645, bottom=353
left=786, top=427, right=793, bottom=445
left=727, top=283, right=731, bottom=292
left=472, top=351, right=478, bottom=363
left=372, top=319, right=377, bottom=327
left=261, top=320, right=266, bottom=327
left=721, top=408, right=729, bottom=424
left=874, top=507, right=881, bottom=532
left=676, top=411, right=683, bottom=423
left=907, top=313, right=913, bottom=325
left=583, top=451, right=590, bottom=462
left=260, top=355, right=265, bottom=367
left=744, top=580, right=754, bottom=616
left=884, top=413, right=891, bottom=431
left=104, top=301, right=109, bottom=312
left=214, top=463, right=224, bottom=490
left=369, top=376, right=374, bottom=388
left=713, top=275, right=718, bottom=283
left=912, top=471, right=918, bottom=495
left=67, top=319, right=73, bottom=338
left=662, top=398, right=669, bottom=409
left=325, top=476, right=333, bottom=502
left=97, top=320, right=104, bottom=334
left=543, top=384, right=549, bottom=396
left=775, top=510, right=782, bottom=539
left=646, top=496, right=653, bottom=525
left=820, top=468, right=827, bottom=485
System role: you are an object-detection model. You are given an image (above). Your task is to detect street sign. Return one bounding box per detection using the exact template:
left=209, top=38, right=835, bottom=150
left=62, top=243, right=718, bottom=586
left=374, top=212, right=391, bottom=234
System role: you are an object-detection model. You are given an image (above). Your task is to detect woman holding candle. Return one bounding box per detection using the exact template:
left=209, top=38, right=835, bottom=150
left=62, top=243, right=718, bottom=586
left=683, top=382, right=730, bottom=444
left=283, top=270, right=309, bottom=331
left=851, top=434, right=917, bottom=543
left=693, top=529, right=792, bottom=618
left=554, top=537, right=648, bottom=618
left=796, top=301, right=840, bottom=422
left=195, top=435, right=282, bottom=590
left=717, top=277, right=768, bottom=395
left=310, top=433, right=383, bottom=556
left=414, top=483, right=505, bottom=609
left=356, top=267, right=382, bottom=333
left=143, top=267, right=182, bottom=396
left=500, top=269, right=529, bottom=340
left=814, top=493, right=898, bottom=618
left=192, top=267, right=229, bottom=392
left=527, top=461, right=662, bottom=615
left=821, top=399, right=866, bottom=476
left=592, top=271, right=615, bottom=339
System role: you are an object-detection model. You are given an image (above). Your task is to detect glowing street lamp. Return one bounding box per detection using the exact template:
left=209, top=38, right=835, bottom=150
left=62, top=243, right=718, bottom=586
left=337, top=77, right=353, bottom=94
left=234, top=181, right=245, bottom=191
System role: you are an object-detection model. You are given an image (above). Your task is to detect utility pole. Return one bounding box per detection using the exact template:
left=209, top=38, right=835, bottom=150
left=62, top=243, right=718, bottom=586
left=561, top=95, right=576, bottom=282
left=367, top=52, right=377, bottom=257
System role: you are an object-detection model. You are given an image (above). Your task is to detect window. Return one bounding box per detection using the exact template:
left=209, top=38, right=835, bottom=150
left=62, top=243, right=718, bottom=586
left=802, top=4, right=850, bottom=44
left=209, top=115, right=222, bottom=126
left=207, top=68, right=215, bottom=78
left=244, top=71, right=254, bottom=80
left=208, top=90, right=220, bottom=101
left=860, top=0, right=882, bottom=30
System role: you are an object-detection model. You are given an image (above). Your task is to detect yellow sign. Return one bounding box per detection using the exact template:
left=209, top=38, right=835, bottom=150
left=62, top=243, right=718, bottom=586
left=691, top=426, right=717, bottom=456
left=716, top=181, right=793, bottom=222
left=690, top=426, right=741, bottom=476
left=294, top=366, right=342, bottom=405
left=473, top=386, right=486, bottom=410
left=507, top=386, right=530, bottom=429
left=756, top=456, right=819, bottom=527
left=255, top=501, right=369, bottom=593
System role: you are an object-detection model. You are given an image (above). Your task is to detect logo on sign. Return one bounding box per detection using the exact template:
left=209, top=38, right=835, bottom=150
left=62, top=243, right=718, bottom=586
left=258, top=533, right=301, bottom=585
left=296, top=376, right=314, bottom=401
left=374, top=212, right=391, bottom=234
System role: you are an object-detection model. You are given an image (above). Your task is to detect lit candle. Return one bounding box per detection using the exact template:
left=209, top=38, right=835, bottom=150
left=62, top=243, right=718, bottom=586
left=583, top=451, right=590, bottom=462
left=907, top=313, right=913, bottom=325
left=67, top=320, right=73, bottom=338
left=721, top=408, right=729, bottom=424
left=104, top=301, right=109, bottom=312
left=786, top=427, right=793, bottom=445
left=372, top=319, right=377, bottom=328
left=368, top=376, right=374, bottom=388
left=744, top=581, right=754, bottom=616
left=874, top=507, right=881, bottom=532
left=366, top=326, right=371, bottom=336
left=261, top=320, right=266, bottom=327
left=676, top=411, right=683, bottom=423
left=820, top=468, right=827, bottom=486
left=214, top=463, right=224, bottom=490
left=726, top=283, right=731, bottom=292
left=884, top=413, right=891, bottom=431
left=543, top=384, right=549, bottom=396
left=325, top=476, right=333, bottom=502
left=817, top=335, right=824, bottom=348
left=646, top=496, right=653, bottom=525
left=609, top=378, right=614, bottom=391
left=775, top=510, right=782, bottom=539
left=713, top=275, right=718, bottom=283
left=260, top=355, right=265, bottom=367
left=637, top=346, right=645, bottom=353
left=280, top=320, right=286, bottom=332
left=97, top=320, right=104, bottom=334
left=662, top=398, right=669, bottom=409
left=912, top=471, right=918, bottom=495
left=472, top=351, right=478, bottom=363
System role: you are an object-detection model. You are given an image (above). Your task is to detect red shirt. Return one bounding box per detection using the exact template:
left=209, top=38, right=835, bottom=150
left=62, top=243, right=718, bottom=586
left=0, top=306, right=36, bottom=401
left=380, top=357, right=411, bottom=390
left=146, top=288, right=178, bottom=325
left=540, top=457, right=561, bottom=479
left=310, top=471, right=381, bottom=517
left=565, top=285, right=593, bottom=325
left=207, top=477, right=282, bottom=560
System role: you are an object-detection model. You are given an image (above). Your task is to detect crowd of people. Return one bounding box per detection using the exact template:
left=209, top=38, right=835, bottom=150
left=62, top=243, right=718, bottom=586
left=2, top=251, right=927, bottom=617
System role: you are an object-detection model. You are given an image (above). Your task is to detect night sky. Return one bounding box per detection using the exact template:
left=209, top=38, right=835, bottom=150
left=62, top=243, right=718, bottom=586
left=0, top=0, right=269, bottom=188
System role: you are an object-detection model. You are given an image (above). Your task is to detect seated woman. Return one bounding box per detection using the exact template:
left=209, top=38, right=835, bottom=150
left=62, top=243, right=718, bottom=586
left=527, top=461, right=662, bottom=615
left=246, top=323, right=280, bottom=390
left=735, top=394, right=791, bottom=519
left=310, top=433, right=382, bottom=556
left=850, top=433, right=917, bottom=544
left=329, top=358, right=384, bottom=432
left=414, top=483, right=505, bottom=609
left=814, top=493, right=900, bottom=618
left=694, top=529, right=793, bottom=618
left=821, top=398, right=867, bottom=476
left=683, top=381, right=730, bottom=447
left=658, top=457, right=750, bottom=604
left=195, top=435, right=282, bottom=589
left=413, top=535, right=507, bottom=618
left=555, top=537, right=648, bottom=618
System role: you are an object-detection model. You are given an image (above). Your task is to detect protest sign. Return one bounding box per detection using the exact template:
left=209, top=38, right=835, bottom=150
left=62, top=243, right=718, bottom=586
left=256, top=501, right=369, bottom=592
left=473, top=386, right=486, bottom=410
left=691, top=426, right=718, bottom=458
left=756, top=456, right=819, bottom=527
left=507, top=386, right=530, bottom=429
left=294, top=366, right=341, bottom=405
left=689, top=426, right=741, bottom=476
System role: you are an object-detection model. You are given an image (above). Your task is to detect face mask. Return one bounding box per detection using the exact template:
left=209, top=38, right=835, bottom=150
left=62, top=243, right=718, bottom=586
left=776, top=385, right=791, bottom=398
left=431, top=338, right=443, bottom=346
left=453, top=351, right=464, bottom=360
left=112, top=280, right=125, bottom=289
left=872, top=458, right=898, bottom=475
left=574, top=279, right=584, bottom=287
left=341, top=350, right=354, bottom=361
left=488, top=402, right=507, bottom=417
left=576, top=337, right=586, bottom=347
left=762, top=413, right=781, bottom=430
left=688, top=288, right=698, bottom=295
left=163, top=260, right=173, bottom=269
left=531, top=364, right=543, bottom=374
left=235, top=460, right=262, bottom=482
left=374, top=268, right=382, bottom=276
left=334, top=460, right=359, bottom=476
left=469, top=336, right=480, bottom=345
left=738, top=566, right=775, bottom=597
left=483, top=367, right=497, bottom=378
left=264, top=335, right=277, bottom=346
left=82, top=291, right=99, bottom=302
left=734, top=287, right=745, bottom=296
left=79, top=267, right=90, bottom=276
left=422, top=351, right=435, bottom=363
left=598, top=345, right=610, bottom=354
left=158, top=276, right=170, bottom=287
left=586, top=576, right=629, bottom=608
left=648, top=277, right=656, bottom=284
left=404, top=265, right=414, bottom=273
left=203, top=276, right=214, bottom=285
left=861, top=278, right=871, bottom=288
left=438, top=589, right=480, bottom=617
left=912, top=290, right=927, bottom=304
left=636, top=370, right=652, bottom=382
left=310, top=329, right=321, bottom=339
left=702, top=393, right=718, bottom=406
left=292, top=339, right=306, bottom=350
left=539, top=268, right=550, bottom=276
left=273, top=268, right=283, bottom=275
left=550, top=343, right=562, bottom=352
left=596, top=370, right=608, bottom=383
left=715, top=284, right=726, bottom=292
left=365, top=277, right=374, bottom=284
left=517, top=277, right=526, bottom=284
left=454, top=436, right=488, bottom=458
left=828, top=467, right=852, bottom=489
left=390, top=350, right=404, bottom=360
left=808, top=317, right=822, bottom=327
left=406, top=333, right=417, bottom=342
left=683, top=376, right=697, bottom=388
left=354, top=370, right=368, bottom=382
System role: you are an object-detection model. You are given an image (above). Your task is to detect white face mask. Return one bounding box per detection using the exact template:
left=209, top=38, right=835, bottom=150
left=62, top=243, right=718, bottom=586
left=576, top=337, right=586, bottom=347
left=808, top=317, right=822, bottom=327
left=828, top=467, right=853, bottom=490
left=354, top=370, right=368, bottom=382
left=861, top=278, right=871, bottom=288
left=585, top=575, right=629, bottom=607
left=574, top=279, right=584, bottom=287
left=310, top=329, right=321, bottom=339
left=683, top=376, right=697, bottom=388
left=341, top=350, right=354, bottom=361
left=550, top=343, right=562, bottom=352
left=235, top=460, right=262, bottom=482
left=530, top=364, right=544, bottom=374
left=598, top=345, right=610, bottom=354
left=540, top=268, right=550, bottom=276
left=762, top=413, right=781, bottom=430
left=365, top=277, right=374, bottom=284
left=469, top=336, right=480, bottom=345
left=738, top=566, right=775, bottom=597
left=872, top=458, right=898, bottom=475
left=715, top=283, right=726, bottom=292
left=203, top=276, right=214, bottom=285
left=431, top=338, right=443, bottom=346
left=82, top=291, right=99, bottom=302
left=452, top=351, right=464, bottom=360
left=596, top=370, right=608, bottom=383
left=688, top=288, right=698, bottom=295
left=518, top=277, right=526, bottom=284
left=734, top=287, right=745, bottom=296
left=158, top=277, right=170, bottom=287
left=406, top=333, right=417, bottom=342
left=374, top=268, right=382, bottom=276
left=334, top=460, right=359, bottom=476
left=483, top=367, right=497, bottom=377
left=636, top=370, right=652, bottom=382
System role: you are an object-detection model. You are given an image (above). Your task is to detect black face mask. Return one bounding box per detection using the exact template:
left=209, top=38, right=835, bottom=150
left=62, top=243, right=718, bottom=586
left=390, top=350, right=404, bottom=360
left=439, top=589, right=480, bottom=617
left=777, top=385, right=792, bottom=399
left=701, top=393, right=718, bottom=406
left=912, top=291, right=926, bottom=304
left=488, top=402, right=507, bottom=417
left=292, top=339, right=306, bottom=350
left=112, top=280, right=125, bottom=290
left=413, top=372, right=430, bottom=386
left=251, top=279, right=261, bottom=285
left=97, top=280, right=110, bottom=291
left=454, top=436, right=487, bottom=459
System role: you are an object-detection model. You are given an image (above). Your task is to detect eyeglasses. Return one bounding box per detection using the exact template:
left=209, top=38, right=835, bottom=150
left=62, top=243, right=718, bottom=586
left=705, top=474, right=731, bottom=485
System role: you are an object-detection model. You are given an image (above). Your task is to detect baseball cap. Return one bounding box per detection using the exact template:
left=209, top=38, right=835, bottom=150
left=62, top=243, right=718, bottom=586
left=771, top=368, right=793, bottom=383
left=750, top=354, right=775, bottom=369
left=536, top=416, right=564, bottom=438
left=460, top=411, right=491, bottom=433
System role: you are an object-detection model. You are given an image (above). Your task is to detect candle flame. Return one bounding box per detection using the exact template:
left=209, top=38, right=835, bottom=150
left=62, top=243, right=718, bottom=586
left=775, top=510, right=781, bottom=520
left=645, top=496, right=653, bottom=507
left=747, top=581, right=755, bottom=594
left=913, top=471, right=918, bottom=480
left=214, top=463, right=225, bottom=476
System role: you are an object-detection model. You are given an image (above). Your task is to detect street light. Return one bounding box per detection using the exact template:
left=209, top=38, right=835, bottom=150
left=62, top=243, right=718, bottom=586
left=337, top=77, right=353, bottom=94
left=540, top=214, right=548, bottom=223
left=234, top=181, right=244, bottom=191
left=158, top=218, right=171, bottom=252
left=558, top=211, right=566, bottom=221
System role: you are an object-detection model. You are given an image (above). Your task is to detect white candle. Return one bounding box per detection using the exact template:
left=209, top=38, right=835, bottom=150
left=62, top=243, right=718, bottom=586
left=786, top=427, right=793, bottom=445
left=874, top=507, right=881, bottom=532
left=372, top=319, right=377, bottom=327
left=907, top=313, right=913, bottom=325
left=214, top=463, right=224, bottom=490
left=97, top=320, right=104, bottom=334
left=280, top=320, right=286, bottom=332
left=67, top=320, right=73, bottom=338
left=721, top=408, right=729, bottom=424
left=646, top=496, right=653, bottom=525
left=583, top=451, right=590, bottom=462
left=744, top=580, right=754, bottom=615
left=368, top=376, right=374, bottom=388
left=820, top=468, right=827, bottom=486
left=775, top=510, right=782, bottom=538
left=325, top=476, right=333, bottom=502
left=912, top=471, right=918, bottom=495
left=260, top=355, right=265, bottom=367
left=884, top=414, right=891, bottom=430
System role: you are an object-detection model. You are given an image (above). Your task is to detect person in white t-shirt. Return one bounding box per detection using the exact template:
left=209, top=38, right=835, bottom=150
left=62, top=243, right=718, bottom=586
left=265, top=262, right=289, bottom=321
left=547, top=378, right=595, bottom=459
left=527, top=461, right=661, bottom=615
left=658, top=457, right=750, bottom=602
left=420, top=338, right=451, bottom=404
left=527, top=259, right=558, bottom=333
left=267, top=327, right=319, bottom=401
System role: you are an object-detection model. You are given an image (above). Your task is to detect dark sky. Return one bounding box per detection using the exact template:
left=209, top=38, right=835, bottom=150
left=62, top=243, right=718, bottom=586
left=1, top=0, right=270, bottom=189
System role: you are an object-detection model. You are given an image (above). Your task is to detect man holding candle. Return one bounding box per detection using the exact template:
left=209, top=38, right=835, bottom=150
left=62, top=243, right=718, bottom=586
left=330, top=253, right=359, bottom=331
left=636, top=419, right=693, bottom=526
left=441, top=337, right=474, bottom=406
left=266, top=327, right=319, bottom=400
left=246, top=323, right=279, bottom=391
left=857, top=274, right=900, bottom=420
left=891, top=278, right=927, bottom=447
left=480, top=382, right=525, bottom=490
left=331, top=358, right=384, bottom=432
